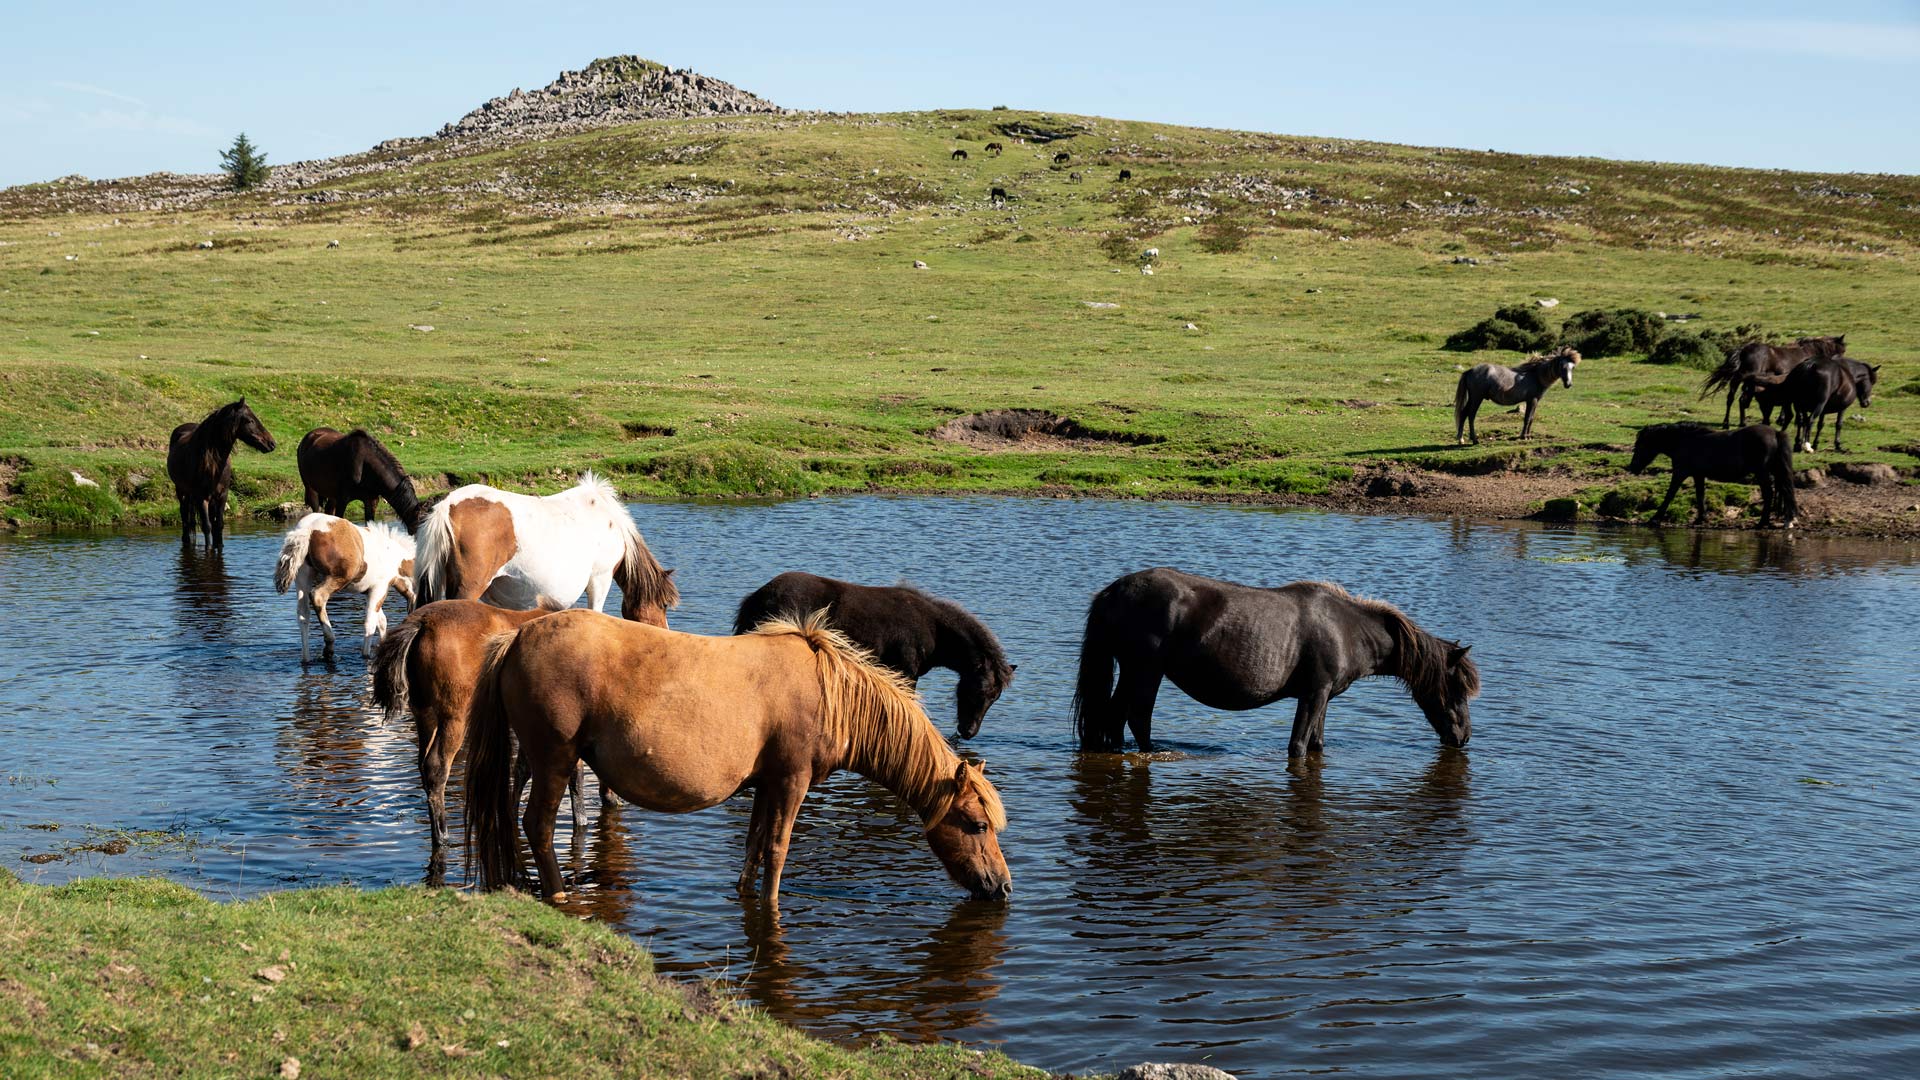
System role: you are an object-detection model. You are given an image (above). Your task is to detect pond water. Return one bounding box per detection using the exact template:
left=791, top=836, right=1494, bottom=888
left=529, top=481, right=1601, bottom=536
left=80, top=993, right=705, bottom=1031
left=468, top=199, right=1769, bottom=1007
left=3, top=496, right=1918, bottom=1078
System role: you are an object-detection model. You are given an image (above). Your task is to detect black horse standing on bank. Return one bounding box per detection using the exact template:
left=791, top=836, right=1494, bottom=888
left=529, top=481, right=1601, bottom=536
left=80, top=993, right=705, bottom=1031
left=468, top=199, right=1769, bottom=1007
left=1627, top=423, right=1797, bottom=527
left=1073, top=569, right=1478, bottom=758
left=1699, top=335, right=1846, bottom=428
left=1454, top=347, right=1580, bottom=444
left=166, top=398, right=277, bottom=550
left=733, top=572, right=1017, bottom=739
left=1783, top=356, right=1879, bottom=453
left=297, top=427, right=423, bottom=531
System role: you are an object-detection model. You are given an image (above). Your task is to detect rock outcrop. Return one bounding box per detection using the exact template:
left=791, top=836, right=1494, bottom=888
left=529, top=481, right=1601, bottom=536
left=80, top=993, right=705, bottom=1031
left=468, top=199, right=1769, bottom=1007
left=437, top=56, right=781, bottom=142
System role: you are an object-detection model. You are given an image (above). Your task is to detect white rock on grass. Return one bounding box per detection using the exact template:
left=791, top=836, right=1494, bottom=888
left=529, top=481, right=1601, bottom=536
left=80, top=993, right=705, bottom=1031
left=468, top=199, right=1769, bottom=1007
left=70, top=471, right=98, bottom=488
left=409, top=324, right=435, bottom=332
left=913, top=260, right=928, bottom=269
left=1141, top=265, right=1154, bottom=275
left=1537, top=297, right=1560, bottom=308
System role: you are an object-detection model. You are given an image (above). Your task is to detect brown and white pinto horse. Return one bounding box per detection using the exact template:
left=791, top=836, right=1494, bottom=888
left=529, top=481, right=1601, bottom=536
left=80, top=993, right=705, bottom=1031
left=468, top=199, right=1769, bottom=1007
left=410, top=473, right=677, bottom=621
left=465, top=609, right=1012, bottom=905
left=274, top=513, right=415, bottom=662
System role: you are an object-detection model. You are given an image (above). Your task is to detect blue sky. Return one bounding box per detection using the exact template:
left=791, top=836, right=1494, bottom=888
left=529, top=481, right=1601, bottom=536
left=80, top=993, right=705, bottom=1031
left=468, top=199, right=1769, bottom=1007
left=3, top=0, right=1917, bottom=187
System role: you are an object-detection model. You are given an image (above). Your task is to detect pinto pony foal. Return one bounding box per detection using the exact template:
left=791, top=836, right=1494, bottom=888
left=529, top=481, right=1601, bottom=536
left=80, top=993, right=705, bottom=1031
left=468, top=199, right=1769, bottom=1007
left=275, top=513, right=416, bottom=661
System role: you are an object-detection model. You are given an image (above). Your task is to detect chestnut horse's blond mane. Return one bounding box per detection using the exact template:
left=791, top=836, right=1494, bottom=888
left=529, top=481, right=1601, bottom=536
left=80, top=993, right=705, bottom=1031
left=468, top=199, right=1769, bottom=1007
left=747, top=609, right=1007, bottom=831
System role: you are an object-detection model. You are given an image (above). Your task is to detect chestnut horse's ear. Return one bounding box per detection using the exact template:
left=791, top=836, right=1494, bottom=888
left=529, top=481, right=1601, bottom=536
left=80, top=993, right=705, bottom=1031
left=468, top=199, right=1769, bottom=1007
left=954, top=759, right=971, bottom=781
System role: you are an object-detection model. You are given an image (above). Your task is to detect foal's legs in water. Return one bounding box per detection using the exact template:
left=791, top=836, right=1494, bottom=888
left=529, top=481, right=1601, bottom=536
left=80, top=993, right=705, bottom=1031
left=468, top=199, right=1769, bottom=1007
left=309, top=580, right=340, bottom=659
left=1289, top=687, right=1331, bottom=758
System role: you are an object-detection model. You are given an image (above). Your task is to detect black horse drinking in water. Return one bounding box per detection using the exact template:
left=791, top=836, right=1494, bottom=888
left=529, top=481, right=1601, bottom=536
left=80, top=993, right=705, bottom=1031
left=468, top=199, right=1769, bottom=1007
left=1072, top=569, right=1478, bottom=758
left=733, top=572, right=1016, bottom=739
left=166, top=398, right=277, bottom=550
left=1627, top=423, right=1797, bottom=528
left=1454, top=347, right=1579, bottom=444
left=297, top=427, right=423, bottom=531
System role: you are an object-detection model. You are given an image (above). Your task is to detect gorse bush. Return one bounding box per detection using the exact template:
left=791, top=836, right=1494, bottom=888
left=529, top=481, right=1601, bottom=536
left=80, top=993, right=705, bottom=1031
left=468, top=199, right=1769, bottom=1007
left=1556, top=307, right=1665, bottom=357
left=1646, top=331, right=1725, bottom=369
left=1443, top=307, right=1556, bottom=352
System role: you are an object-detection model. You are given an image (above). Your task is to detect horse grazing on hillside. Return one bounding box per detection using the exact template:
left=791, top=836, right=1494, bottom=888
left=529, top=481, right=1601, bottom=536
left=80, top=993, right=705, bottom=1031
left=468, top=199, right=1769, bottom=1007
left=1627, top=423, right=1797, bottom=528
left=1053, top=151, right=1071, bottom=164
left=989, top=186, right=1011, bottom=205
left=297, top=427, right=423, bottom=531
left=410, top=473, right=677, bottom=622
left=951, top=148, right=968, bottom=161
left=374, top=598, right=605, bottom=862
left=465, top=609, right=1012, bottom=904
left=1117, top=168, right=1132, bottom=181
left=1454, top=346, right=1579, bottom=444
left=733, top=572, right=1016, bottom=739
left=1073, top=569, right=1478, bottom=758
left=167, top=398, right=277, bottom=550
left=985, top=142, right=1003, bottom=156
left=274, top=513, right=416, bottom=661
left=1699, top=335, right=1845, bottom=428
left=1784, top=356, right=1879, bottom=453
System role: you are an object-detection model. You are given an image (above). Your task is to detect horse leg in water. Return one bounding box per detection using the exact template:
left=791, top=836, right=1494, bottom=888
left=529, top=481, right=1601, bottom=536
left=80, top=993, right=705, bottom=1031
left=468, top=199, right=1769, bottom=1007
left=1756, top=461, right=1777, bottom=528
left=208, top=494, right=227, bottom=551
left=521, top=747, right=582, bottom=898
left=512, top=755, right=591, bottom=835
left=295, top=581, right=314, bottom=663
left=310, top=580, right=340, bottom=659
left=177, top=493, right=196, bottom=545
left=1654, top=470, right=1687, bottom=523
left=756, top=772, right=811, bottom=905
left=1115, top=662, right=1165, bottom=752
left=1290, top=687, right=1331, bottom=758
left=737, top=783, right=775, bottom=895
left=360, top=581, right=390, bottom=658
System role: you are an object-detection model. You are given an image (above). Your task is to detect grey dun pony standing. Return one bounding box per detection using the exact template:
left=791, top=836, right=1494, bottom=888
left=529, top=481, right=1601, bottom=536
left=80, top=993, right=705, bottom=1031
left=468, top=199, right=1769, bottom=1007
left=1454, top=346, right=1580, bottom=444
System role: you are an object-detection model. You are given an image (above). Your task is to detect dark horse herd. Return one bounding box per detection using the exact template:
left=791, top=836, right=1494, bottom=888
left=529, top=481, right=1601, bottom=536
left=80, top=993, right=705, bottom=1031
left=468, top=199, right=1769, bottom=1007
left=1453, top=332, right=1878, bottom=528
left=154, top=321, right=1871, bottom=898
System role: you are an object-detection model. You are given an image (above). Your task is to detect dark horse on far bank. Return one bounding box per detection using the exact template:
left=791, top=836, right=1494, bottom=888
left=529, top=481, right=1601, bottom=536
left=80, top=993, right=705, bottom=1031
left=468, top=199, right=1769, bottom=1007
left=1072, top=568, right=1478, bottom=758
left=1699, top=335, right=1845, bottom=428
left=1454, top=346, right=1579, bottom=444
left=734, top=572, right=1016, bottom=739
left=297, top=427, right=423, bottom=531
left=1628, top=423, right=1797, bottom=528
left=167, top=398, right=277, bottom=550
left=1784, top=356, right=1879, bottom=453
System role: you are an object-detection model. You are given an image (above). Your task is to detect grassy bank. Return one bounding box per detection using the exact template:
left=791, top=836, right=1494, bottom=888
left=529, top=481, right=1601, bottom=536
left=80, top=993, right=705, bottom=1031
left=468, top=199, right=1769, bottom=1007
left=3, top=109, right=1917, bottom=531
left=0, top=871, right=1049, bottom=1078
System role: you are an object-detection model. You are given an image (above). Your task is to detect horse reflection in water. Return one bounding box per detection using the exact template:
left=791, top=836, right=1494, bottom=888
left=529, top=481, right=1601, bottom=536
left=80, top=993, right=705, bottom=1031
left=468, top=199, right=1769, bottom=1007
left=173, top=547, right=234, bottom=642
left=1066, top=751, right=1472, bottom=918
left=277, top=671, right=418, bottom=830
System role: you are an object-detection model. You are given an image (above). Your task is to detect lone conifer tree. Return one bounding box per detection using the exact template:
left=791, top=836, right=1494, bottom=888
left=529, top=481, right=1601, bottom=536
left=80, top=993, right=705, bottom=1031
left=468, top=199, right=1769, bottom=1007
left=220, top=132, right=270, bottom=190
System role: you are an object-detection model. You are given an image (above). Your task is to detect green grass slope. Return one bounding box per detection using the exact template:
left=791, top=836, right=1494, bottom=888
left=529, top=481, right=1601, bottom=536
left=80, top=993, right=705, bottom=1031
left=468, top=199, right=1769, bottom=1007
left=2, top=108, right=1916, bottom=527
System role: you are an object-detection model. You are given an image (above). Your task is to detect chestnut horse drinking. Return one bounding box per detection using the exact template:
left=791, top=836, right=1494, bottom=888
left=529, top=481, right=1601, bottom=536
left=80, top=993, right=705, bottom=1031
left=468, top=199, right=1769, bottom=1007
left=466, top=609, right=1012, bottom=904
left=166, top=398, right=276, bottom=549
left=297, top=427, right=423, bottom=531
left=1073, top=569, right=1479, bottom=757
left=732, top=572, right=1016, bottom=739
left=411, top=473, right=677, bottom=620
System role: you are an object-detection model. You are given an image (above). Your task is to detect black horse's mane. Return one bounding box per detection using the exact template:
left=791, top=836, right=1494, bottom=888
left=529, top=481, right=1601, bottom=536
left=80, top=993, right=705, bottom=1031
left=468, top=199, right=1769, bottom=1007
left=1303, top=581, right=1480, bottom=703
left=897, top=582, right=1012, bottom=678
left=347, top=428, right=408, bottom=483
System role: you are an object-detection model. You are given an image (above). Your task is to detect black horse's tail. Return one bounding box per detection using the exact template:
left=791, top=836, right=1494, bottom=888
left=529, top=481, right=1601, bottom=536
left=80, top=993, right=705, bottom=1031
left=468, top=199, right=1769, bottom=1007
left=465, top=629, right=524, bottom=892
left=1699, top=353, right=1742, bottom=400
left=1071, top=595, right=1125, bottom=752
left=731, top=587, right=771, bottom=636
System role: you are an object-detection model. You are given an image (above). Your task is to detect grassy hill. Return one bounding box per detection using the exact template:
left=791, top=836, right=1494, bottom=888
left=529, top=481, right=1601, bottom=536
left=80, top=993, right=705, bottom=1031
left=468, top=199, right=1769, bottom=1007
left=3, top=107, right=1917, bottom=530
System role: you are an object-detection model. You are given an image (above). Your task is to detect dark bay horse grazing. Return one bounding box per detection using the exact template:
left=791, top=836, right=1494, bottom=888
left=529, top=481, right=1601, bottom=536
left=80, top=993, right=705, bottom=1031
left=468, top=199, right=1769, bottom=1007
left=989, top=186, right=1010, bottom=205
left=1072, top=569, right=1478, bottom=758
left=374, top=598, right=601, bottom=863
left=466, top=609, right=1011, bottom=904
left=1700, top=335, right=1845, bottom=428
left=412, top=473, right=677, bottom=621
left=1454, top=346, right=1579, bottom=444
left=1627, top=423, right=1797, bottom=527
left=951, top=148, right=968, bottom=161
left=985, top=142, right=1003, bottom=156
left=166, top=398, right=277, bottom=549
left=1784, top=356, right=1879, bottom=453
left=297, top=427, right=423, bottom=531
left=733, top=572, right=1016, bottom=739
left=1117, top=168, right=1132, bottom=181
left=1053, top=151, right=1071, bottom=164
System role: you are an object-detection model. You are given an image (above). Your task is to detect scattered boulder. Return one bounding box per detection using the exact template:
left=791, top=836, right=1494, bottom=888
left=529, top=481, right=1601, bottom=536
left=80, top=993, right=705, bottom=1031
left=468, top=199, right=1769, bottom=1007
left=1794, top=468, right=1826, bottom=489
left=409, top=324, right=435, bottom=333
left=1451, top=256, right=1479, bottom=265
left=1536, top=298, right=1560, bottom=308
left=195, top=240, right=214, bottom=250
left=69, top=471, right=97, bottom=488
left=1357, top=466, right=1457, bottom=498
left=326, top=239, right=340, bottom=248
left=1828, top=461, right=1898, bottom=485
left=1117, top=1065, right=1238, bottom=1080
left=933, top=409, right=1163, bottom=448
left=912, top=260, right=928, bottom=269
left=434, top=55, right=781, bottom=144
left=1141, top=265, right=1154, bottom=276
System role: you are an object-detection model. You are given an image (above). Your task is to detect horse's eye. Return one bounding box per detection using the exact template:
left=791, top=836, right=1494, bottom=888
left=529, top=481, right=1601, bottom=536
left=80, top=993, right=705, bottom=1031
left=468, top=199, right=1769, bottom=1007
left=965, top=819, right=989, bottom=835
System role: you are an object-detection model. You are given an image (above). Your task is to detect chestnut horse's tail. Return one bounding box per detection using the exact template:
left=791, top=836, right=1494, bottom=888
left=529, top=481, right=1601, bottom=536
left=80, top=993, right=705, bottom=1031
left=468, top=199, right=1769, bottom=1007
left=1071, top=593, right=1126, bottom=752
left=465, top=628, right=525, bottom=891
left=411, top=495, right=459, bottom=603
left=370, top=613, right=423, bottom=725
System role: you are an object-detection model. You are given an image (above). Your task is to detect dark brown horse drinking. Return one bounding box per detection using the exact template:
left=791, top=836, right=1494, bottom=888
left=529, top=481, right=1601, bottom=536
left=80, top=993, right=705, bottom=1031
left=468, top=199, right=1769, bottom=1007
left=1627, top=423, right=1797, bottom=527
left=297, top=427, right=423, bottom=531
left=733, top=572, right=1016, bottom=739
left=166, top=398, right=277, bottom=550
left=1072, top=569, right=1478, bottom=758
left=1783, top=356, right=1879, bottom=453
left=1699, top=335, right=1845, bottom=428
